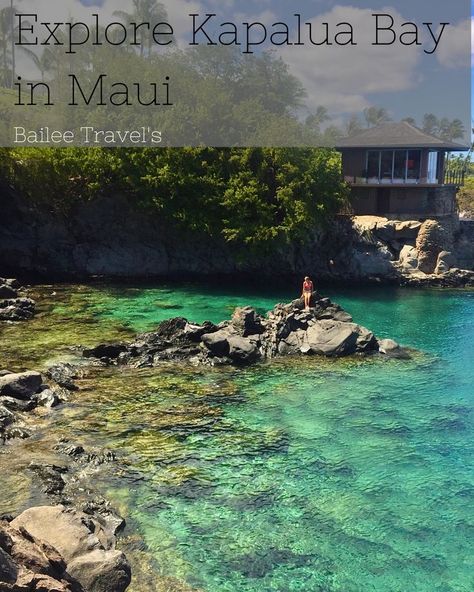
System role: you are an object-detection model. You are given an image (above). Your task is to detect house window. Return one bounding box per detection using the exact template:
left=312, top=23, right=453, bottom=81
left=407, top=150, right=421, bottom=180
left=393, top=150, right=407, bottom=180
left=427, top=151, right=438, bottom=183
left=367, top=151, right=380, bottom=179
left=365, top=150, right=421, bottom=183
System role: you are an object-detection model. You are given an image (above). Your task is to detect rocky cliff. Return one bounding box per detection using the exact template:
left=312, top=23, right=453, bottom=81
left=1, top=184, right=472, bottom=285
left=0, top=186, right=349, bottom=280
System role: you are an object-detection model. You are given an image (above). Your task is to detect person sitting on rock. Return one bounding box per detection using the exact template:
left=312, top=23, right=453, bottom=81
left=301, top=276, right=314, bottom=310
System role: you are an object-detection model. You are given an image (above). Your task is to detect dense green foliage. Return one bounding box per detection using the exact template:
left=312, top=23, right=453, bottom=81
left=0, top=147, right=348, bottom=247
left=457, top=176, right=474, bottom=217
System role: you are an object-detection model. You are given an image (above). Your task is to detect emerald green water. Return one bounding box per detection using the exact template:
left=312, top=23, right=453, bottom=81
left=1, top=283, right=473, bottom=592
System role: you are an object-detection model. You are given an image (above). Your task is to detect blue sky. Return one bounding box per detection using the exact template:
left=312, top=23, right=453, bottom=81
left=70, top=0, right=473, bottom=133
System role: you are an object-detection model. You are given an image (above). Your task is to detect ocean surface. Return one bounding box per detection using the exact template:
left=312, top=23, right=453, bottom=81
left=1, top=282, right=473, bottom=592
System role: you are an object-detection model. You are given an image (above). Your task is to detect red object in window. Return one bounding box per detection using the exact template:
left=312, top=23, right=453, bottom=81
left=407, top=160, right=414, bottom=167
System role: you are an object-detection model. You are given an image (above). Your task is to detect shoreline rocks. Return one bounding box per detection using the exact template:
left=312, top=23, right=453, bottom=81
left=82, top=294, right=407, bottom=368
left=351, top=215, right=474, bottom=287
left=0, top=277, right=36, bottom=321
left=1, top=505, right=131, bottom=592
left=0, top=370, right=70, bottom=444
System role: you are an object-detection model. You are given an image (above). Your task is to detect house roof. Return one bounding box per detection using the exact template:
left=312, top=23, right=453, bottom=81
left=335, top=122, right=470, bottom=151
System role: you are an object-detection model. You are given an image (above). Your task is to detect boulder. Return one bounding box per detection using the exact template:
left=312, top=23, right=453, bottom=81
left=28, top=465, right=67, bottom=496
left=0, top=545, right=18, bottom=584
left=4, top=426, right=31, bottom=441
left=1, top=395, right=37, bottom=412
left=374, top=219, right=397, bottom=242
left=416, top=219, right=453, bottom=274
left=378, top=338, right=409, bottom=359
left=227, top=336, right=259, bottom=364
left=352, top=247, right=396, bottom=278
left=35, top=387, right=67, bottom=409
left=355, top=326, right=378, bottom=352
left=201, top=329, right=231, bottom=357
left=434, top=251, right=457, bottom=275
left=3, top=278, right=21, bottom=290
left=68, top=549, right=131, bottom=592
left=0, top=372, right=43, bottom=400
left=0, top=518, right=74, bottom=592
left=11, top=506, right=131, bottom=592
left=398, top=245, right=418, bottom=271
left=231, top=307, right=264, bottom=336
left=305, top=321, right=360, bottom=356
left=183, top=321, right=218, bottom=342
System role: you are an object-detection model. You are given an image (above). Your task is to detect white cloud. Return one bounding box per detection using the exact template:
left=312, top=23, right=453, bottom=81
left=279, top=5, right=421, bottom=114
left=435, top=18, right=471, bottom=69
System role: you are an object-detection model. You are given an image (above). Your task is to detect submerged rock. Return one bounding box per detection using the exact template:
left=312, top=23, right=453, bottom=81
left=82, top=293, right=406, bottom=367
left=45, top=363, right=80, bottom=391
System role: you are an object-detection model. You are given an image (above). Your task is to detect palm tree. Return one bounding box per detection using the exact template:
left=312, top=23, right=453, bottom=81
left=422, top=113, right=439, bottom=136
left=24, top=46, right=54, bottom=82
left=363, top=106, right=391, bottom=128
left=114, top=0, right=170, bottom=57
left=439, top=118, right=465, bottom=142
left=0, top=1, right=30, bottom=88
left=345, top=114, right=363, bottom=136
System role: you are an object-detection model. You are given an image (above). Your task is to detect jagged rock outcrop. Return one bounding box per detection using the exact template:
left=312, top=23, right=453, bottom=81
left=416, top=219, right=454, bottom=274
left=82, top=294, right=405, bottom=368
left=0, top=277, right=35, bottom=321
left=1, top=505, right=131, bottom=592
left=350, top=215, right=474, bottom=285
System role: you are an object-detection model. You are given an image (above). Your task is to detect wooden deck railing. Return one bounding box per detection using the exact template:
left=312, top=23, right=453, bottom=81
left=443, top=168, right=466, bottom=187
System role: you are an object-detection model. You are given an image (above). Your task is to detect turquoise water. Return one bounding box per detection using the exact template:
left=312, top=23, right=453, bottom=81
left=1, top=284, right=473, bottom=591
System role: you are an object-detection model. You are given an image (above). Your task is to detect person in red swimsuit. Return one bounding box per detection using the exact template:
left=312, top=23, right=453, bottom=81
left=301, top=276, right=314, bottom=310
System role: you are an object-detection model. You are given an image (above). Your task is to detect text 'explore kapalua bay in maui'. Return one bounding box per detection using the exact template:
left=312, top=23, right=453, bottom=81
left=17, top=13, right=449, bottom=56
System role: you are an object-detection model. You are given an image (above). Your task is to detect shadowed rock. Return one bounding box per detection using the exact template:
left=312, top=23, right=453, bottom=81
left=0, top=277, right=36, bottom=321
left=0, top=371, right=43, bottom=400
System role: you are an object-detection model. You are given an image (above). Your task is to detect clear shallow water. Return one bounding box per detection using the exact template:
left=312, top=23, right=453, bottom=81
left=0, top=283, right=473, bottom=592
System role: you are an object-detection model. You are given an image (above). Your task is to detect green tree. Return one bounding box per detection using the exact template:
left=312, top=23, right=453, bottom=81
left=363, top=106, right=391, bottom=128
left=422, top=113, right=439, bottom=136
left=345, top=115, right=363, bottom=137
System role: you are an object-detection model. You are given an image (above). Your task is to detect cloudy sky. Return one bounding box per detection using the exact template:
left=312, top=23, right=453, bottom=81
left=6, top=0, right=472, bottom=132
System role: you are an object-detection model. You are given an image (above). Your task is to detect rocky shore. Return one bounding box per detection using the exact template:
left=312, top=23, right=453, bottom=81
left=350, top=216, right=474, bottom=286
left=0, top=505, right=130, bottom=592
left=0, top=364, right=131, bottom=592
left=0, top=278, right=35, bottom=321
left=82, top=293, right=407, bottom=368
left=0, top=288, right=406, bottom=592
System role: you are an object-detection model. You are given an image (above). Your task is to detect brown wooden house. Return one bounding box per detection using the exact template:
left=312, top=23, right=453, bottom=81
left=336, top=122, right=469, bottom=218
